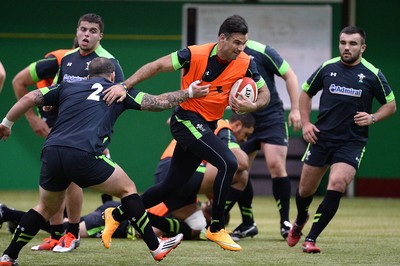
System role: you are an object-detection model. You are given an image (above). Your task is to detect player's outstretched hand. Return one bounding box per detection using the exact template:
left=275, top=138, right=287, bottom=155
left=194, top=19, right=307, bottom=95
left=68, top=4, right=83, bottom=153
left=104, top=84, right=126, bottom=105
left=0, top=125, right=11, bottom=142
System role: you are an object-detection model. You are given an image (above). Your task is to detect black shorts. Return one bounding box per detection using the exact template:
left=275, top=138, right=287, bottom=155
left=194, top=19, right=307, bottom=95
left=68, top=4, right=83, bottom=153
left=302, top=140, right=366, bottom=170
left=241, top=122, right=288, bottom=153
left=40, top=146, right=115, bottom=191
left=170, top=106, right=217, bottom=150
left=154, top=157, right=205, bottom=211
left=82, top=201, right=129, bottom=238
left=153, top=157, right=171, bottom=184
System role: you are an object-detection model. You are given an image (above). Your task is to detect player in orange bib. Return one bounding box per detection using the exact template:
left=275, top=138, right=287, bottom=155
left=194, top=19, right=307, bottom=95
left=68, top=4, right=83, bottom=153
left=102, top=15, right=270, bottom=251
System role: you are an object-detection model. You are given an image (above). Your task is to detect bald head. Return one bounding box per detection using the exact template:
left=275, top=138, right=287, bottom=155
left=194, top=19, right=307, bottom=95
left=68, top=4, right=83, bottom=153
left=88, top=57, right=115, bottom=80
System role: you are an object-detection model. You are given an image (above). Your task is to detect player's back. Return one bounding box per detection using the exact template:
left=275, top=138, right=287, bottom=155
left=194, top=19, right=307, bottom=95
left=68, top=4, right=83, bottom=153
left=43, top=77, right=120, bottom=155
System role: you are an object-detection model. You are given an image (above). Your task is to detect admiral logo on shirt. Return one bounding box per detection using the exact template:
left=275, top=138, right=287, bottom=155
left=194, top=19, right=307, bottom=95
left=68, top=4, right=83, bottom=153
left=63, top=74, right=88, bottom=82
left=329, top=84, right=362, bottom=97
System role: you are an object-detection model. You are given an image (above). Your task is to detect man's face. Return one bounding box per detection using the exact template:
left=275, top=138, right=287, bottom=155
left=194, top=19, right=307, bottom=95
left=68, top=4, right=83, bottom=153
left=339, top=33, right=366, bottom=65
left=218, top=32, right=248, bottom=61
left=234, top=124, right=254, bottom=143
left=76, top=21, right=103, bottom=54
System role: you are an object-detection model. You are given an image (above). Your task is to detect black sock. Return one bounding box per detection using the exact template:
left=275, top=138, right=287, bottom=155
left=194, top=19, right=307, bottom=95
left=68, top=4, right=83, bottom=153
left=210, top=177, right=235, bottom=232
left=50, top=224, right=65, bottom=240
left=101, top=194, right=113, bottom=203
left=272, top=177, right=291, bottom=224
left=237, top=179, right=255, bottom=226
left=147, top=212, right=192, bottom=240
left=295, top=189, right=314, bottom=225
left=40, top=222, right=51, bottom=233
left=224, top=187, right=242, bottom=225
left=1, top=206, right=25, bottom=222
left=67, top=222, right=80, bottom=238
left=4, top=209, right=45, bottom=260
left=111, top=205, right=124, bottom=222
left=120, top=194, right=159, bottom=250
left=306, top=190, right=343, bottom=242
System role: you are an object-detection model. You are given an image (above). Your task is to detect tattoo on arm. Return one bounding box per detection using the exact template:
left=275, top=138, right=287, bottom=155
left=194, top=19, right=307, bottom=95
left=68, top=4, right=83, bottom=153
left=33, top=90, right=45, bottom=106
left=141, top=90, right=189, bottom=111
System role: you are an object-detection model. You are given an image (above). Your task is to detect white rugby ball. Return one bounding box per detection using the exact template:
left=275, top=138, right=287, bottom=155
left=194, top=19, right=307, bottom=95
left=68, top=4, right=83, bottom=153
left=229, top=77, right=258, bottom=114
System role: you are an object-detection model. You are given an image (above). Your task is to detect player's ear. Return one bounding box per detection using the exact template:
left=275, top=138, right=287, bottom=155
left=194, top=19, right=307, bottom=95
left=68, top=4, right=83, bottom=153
left=361, top=43, right=367, bottom=54
left=231, top=120, right=242, bottom=131
left=110, top=72, right=115, bottom=83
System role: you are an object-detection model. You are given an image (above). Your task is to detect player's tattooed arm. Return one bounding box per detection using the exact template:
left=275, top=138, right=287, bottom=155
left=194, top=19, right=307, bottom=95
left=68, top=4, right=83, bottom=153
left=141, top=81, right=210, bottom=111
left=141, top=90, right=190, bottom=112
left=33, top=90, right=45, bottom=106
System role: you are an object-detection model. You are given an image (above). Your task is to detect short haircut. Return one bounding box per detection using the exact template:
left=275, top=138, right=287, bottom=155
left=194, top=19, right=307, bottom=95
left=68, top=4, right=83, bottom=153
left=72, top=37, right=79, bottom=49
left=77, top=13, right=104, bottom=33
left=340, top=26, right=366, bottom=44
left=88, top=57, right=115, bottom=78
left=228, top=113, right=255, bottom=129
left=218, top=14, right=248, bottom=38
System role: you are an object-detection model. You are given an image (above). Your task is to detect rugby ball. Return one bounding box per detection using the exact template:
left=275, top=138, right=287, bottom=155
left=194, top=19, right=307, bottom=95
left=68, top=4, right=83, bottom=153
left=229, top=77, right=258, bottom=114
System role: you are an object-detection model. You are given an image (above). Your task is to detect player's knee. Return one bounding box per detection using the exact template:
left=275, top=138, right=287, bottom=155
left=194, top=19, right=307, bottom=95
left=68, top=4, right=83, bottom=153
left=114, top=182, right=137, bottom=198
left=34, top=204, right=60, bottom=221
left=327, top=180, right=348, bottom=193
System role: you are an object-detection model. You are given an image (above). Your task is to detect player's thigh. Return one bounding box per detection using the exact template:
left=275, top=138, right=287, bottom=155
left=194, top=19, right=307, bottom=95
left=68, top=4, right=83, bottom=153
left=328, top=162, right=356, bottom=192
left=262, top=142, right=288, bottom=176
left=298, top=164, right=329, bottom=196
left=90, top=164, right=137, bottom=198
left=35, top=187, right=66, bottom=220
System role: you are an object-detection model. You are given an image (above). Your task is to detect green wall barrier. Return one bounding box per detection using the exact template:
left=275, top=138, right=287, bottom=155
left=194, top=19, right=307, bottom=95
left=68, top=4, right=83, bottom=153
left=0, top=1, right=398, bottom=192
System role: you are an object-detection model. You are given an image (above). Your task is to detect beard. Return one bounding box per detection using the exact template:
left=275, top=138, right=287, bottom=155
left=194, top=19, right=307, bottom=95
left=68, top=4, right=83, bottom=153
left=341, top=51, right=361, bottom=65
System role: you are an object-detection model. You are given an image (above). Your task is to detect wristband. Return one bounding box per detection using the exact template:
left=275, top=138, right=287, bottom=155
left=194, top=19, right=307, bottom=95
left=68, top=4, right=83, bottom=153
left=1, top=117, right=14, bottom=129
left=120, top=82, right=129, bottom=92
left=188, top=86, right=194, bottom=98
left=188, top=80, right=200, bottom=98
left=371, top=114, right=375, bottom=124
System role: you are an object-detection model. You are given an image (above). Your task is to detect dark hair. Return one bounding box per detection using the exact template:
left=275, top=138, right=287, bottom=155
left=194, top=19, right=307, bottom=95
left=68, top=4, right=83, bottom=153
left=88, top=57, right=115, bottom=78
left=340, top=26, right=366, bottom=44
left=218, top=15, right=248, bottom=38
left=72, top=37, right=79, bottom=49
left=77, top=13, right=104, bottom=33
left=228, top=113, right=255, bottom=129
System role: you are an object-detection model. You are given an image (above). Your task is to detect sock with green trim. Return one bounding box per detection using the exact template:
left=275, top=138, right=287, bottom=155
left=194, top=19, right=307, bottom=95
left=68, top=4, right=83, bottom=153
left=306, top=190, right=343, bottom=241
left=120, top=193, right=159, bottom=250
left=295, top=188, right=314, bottom=225
left=147, top=212, right=192, bottom=240
left=4, top=209, right=45, bottom=260
left=224, top=187, right=242, bottom=225
left=237, top=179, right=255, bottom=226
left=272, top=176, right=291, bottom=224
